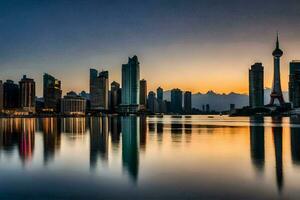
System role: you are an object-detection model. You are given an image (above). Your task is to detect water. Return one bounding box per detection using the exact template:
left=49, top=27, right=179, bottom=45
left=1, top=115, right=300, bottom=199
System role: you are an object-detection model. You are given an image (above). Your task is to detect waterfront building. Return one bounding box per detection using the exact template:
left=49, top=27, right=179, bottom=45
left=184, top=91, right=192, bottom=114
left=120, top=55, right=140, bottom=113
left=289, top=61, right=300, bottom=108
left=270, top=34, right=285, bottom=105
left=61, top=91, right=86, bottom=115
left=171, top=88, right=182, bottom=114
left=3, top=80, right=19, bottom=110
left=147, top=91, right=159, bottom=113
left=139, top=79, right=147, bottom=110
left=89, top=69, right=109, bottom=111
left=0, top=81, right=3, bottom=112
left=43, top=73, right=62, bottom=112
left=157, top=87, right=163, bottom=101
left=249, top=63, right=264, bottom=108
left=110, top=81, right=121, bottom=112
left=19, top=75, right=36, bottom=113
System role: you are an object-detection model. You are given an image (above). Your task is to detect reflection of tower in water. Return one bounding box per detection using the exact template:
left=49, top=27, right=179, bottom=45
left=122, top=116, right=139, bottom=182
left=290, top=117, right=300, bottom=164
left=272, top=117, right=284, bottom=193
left=89, top=117, right=109, bottom=168
left=109, top=116, right=121, bottom=148
left=250, top=116, right=265, bottom=173
left=40, top=118, right=61, bottom=165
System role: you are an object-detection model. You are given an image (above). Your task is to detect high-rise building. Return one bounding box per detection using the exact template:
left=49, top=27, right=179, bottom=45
left=270, top=34, right=285, bottom=105
left=289, top=61, right=300, bottom=108
left=19, top=75, right=36, bottom=113
left=3, top=80, right=19, bottom=110
left=184, top=91, right=192, bottom=114
left=171, top=88, right=182, bottom=114
left=139, top=79, right=147, bottom=110
left=157, top=87, right=163, bottom=101
left=147, top=91, right=159, bottom=113
left=90, top=69, right=109, bottom=111
left=0, top=81, right=3, bottom=112
left=61, top=91, right=86, bottom=115
left=249, top=63, right=264, bottom=108
left=110, top=81, right=121, bottom=112
left=121, top=55, right=140, bottom=113
left=43, top=73, right=62, bottom=112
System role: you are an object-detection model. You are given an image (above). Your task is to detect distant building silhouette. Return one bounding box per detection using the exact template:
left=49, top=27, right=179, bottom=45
left=110, top=81, right=121, bottom=112
left=157, top=87, right=163, bottom=101
left=0, top=81, right=3, bottom=112
left=43, top=73, right=62, bottom=112
left=249, top=63, right=264, bottom=108
left=89, top=69, right=109, bottom=111
left=171, top=88, right=182, bottom=114
left=120, top=55, right=140, bottom=113
left=270, top=34, right=285, bottom=105
left=139, top=79, right=147, bottom=110
left=3, top=80, right=19, bottom=110
left=147, top=91, right=158, bottom=113
left=184, top=91, right=192, bottom=114
left=289, top=61, right=300, bottom=108
left=61, top=91, right=86, bottom=115
left=19, top=75, right=36, bottom=113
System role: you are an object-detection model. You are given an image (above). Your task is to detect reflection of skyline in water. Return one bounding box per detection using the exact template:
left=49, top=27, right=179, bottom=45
left=1, top=116, right=300, bottom=195
left=90, top=117, right=109, bottom=168
left=272, top=117, right=284, bottom=193
left=122, top=116, right=139, bottom=182
left=250, top=116, right=265, bottom=173
left=40, top=118, right=61, bottom=165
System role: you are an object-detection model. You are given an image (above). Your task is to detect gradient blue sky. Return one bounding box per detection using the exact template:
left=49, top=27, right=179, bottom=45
left=1, top=0, right=300, bottom=96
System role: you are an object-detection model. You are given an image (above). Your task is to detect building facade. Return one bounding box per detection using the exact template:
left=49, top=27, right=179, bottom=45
left=61, top=91, right=86, bottom=115
left=121, top=55, right=140, bottom=113
left=90, top=69, right=109, bottom=111
left=249, top=63, right=264, bottom=108
left=43, top=73, right=62, bottom=112
left=0, top=81, right=3, bottom=112
left=139, top=79, right=147, bottom=110
left=19, top=75, right=36, bottom=113
left=110, top=81, right=121, bottom=112
left=3, top=80, right=19, bottom=110
left=171, top=88, right=183, bottom=114
left=147, top=91, right=159, bottom=113
left=184, top=91, right=192, bottom=114
left=289, top=61, right=300, bottom=108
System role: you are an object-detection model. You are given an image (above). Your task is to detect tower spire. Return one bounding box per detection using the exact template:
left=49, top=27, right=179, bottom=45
left=276, top=32, right=279, bottom=49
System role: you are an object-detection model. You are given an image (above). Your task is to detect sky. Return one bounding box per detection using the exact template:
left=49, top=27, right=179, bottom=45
left=0, top=0, right=300, bottom=96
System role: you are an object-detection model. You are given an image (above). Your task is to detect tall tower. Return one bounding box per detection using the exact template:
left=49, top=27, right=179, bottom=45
left=270, top=34, right=285, bottom=105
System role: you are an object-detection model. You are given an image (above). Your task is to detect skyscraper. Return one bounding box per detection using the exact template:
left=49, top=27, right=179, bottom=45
left=121, top=55, right=140, bottom=113
left=171, top=88, right=182, bottom=114
left=110, top=81, right=121, bottom=112
left=270, top=34, right=285, bottom=105
left=43, top=73, right=62, bottom=112
left=139, top=79, right=147, bottom=110
left=289, top=61, right=300, bottom=108
left=3, top=80, right=19, bottom=110
left=249, top=63, right=264, bottom=108
left=19, top=75, right=36, bottom=113
left=157, top=87, right=163, bottom=101
left=184, top=91, right=192, bottom=114
left=0, top=81, right=3, bottom=112
left=90, top=69, right=109, bottom=111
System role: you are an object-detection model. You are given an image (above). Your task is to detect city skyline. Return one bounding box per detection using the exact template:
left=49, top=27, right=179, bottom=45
left=1, top=0, right=300, bottom=96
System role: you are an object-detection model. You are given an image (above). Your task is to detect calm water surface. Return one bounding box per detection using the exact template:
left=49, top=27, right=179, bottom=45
left=1, top=115, right=300, bottom=199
